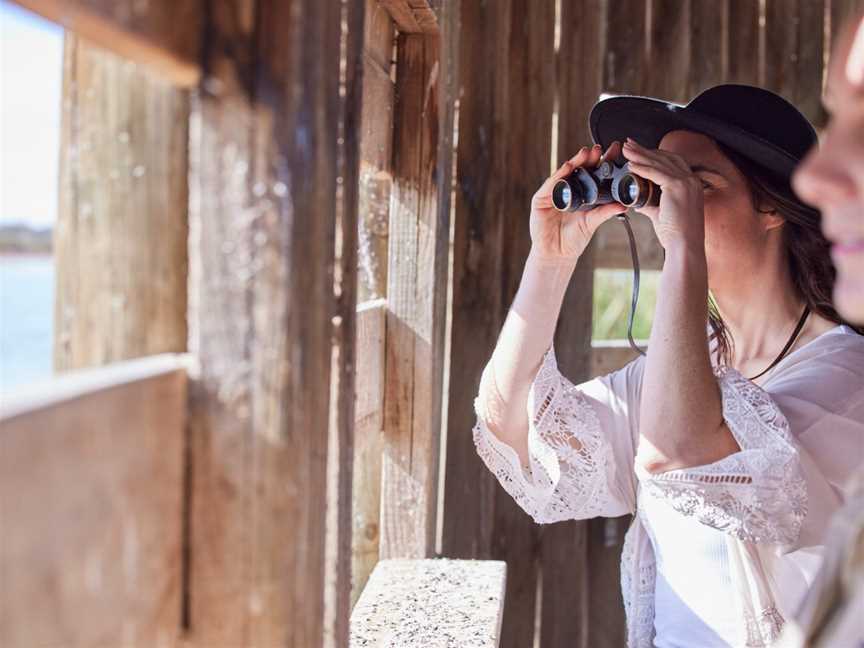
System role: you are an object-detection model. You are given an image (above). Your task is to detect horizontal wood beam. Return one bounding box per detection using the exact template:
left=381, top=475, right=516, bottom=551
left=0, top=355, right=189, bottom=647
left=350, top=559, right=507, bottom=646
left=12, top=0, right=200, bottom=86
left=378, top=0, right=438, bottom=34
left=590, top=340, right=646, bottom=377
left=592, top=211, right=664, bottom=271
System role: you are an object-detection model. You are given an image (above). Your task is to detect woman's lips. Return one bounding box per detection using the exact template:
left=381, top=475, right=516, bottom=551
left=831, top=239, right=864, bottom=255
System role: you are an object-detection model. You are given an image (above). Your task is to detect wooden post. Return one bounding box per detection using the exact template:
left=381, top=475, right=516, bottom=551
left=55, top=35, right=189, bottom=371
left=727, top=0, right=761, bottom=87
left=186, top=0, right=363, bottom=645
left=440, top=1, right=557, bottom=645
left=358, top=0, right=396, bottom=302
left=380, top=31, right=446, bottom=560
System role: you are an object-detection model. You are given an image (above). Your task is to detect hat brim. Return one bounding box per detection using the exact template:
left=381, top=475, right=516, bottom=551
left=589, top=96, right=802, bottom=181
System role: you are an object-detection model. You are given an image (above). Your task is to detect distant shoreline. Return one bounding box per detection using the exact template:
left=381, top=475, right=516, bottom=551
left=0, top=223, right=53, bottom=255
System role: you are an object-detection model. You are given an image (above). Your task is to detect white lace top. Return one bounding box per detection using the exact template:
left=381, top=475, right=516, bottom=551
left=473, top=325, right=864, bottom=647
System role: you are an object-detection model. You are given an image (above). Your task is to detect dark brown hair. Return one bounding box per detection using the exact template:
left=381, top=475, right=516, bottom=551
left=708, top=143, right=864, bottom=366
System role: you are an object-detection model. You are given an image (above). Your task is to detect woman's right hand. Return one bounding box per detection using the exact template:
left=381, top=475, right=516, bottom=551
left=529, top=142, right=626, bottom=262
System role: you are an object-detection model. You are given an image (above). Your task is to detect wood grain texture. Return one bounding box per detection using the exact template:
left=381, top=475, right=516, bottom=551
left=440, top=2, right=556, bottom=646
left=351, top=301, right=387, bottom=608
left=603, top=0, right=647, bottom=95
left=590, top=340, right=646, bottom=379
left=55, top=35, right=189, bottom=372
left=764, top=0, right=827, bottom=125
left=358, top=0, right=396, bottom=301
left=0, top=358, right=187, bottom=648
left=187, top=0, right=361, bottom=645
left=379, top=0, right=439, bottom=34
left=12, top=0, right=200, bottom=85
left=727, top=0, right=761, bottom=86
left=643, top=0, right=691, bottom=102
left=381, top=32, right=445, bottom=561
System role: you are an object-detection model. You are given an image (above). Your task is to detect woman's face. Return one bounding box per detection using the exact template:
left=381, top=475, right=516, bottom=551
left=793, top=15, right=864, bottom=323
left=657, top=130, right=783, bottom=291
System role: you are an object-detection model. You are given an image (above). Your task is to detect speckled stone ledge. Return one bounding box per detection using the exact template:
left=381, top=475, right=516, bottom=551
left=350, top=558, right=507, bottom=647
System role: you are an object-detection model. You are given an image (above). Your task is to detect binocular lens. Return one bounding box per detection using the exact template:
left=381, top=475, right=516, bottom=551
left=552, top=179, right=578, bottom=211
left=620, top=176, right=639, bottom=204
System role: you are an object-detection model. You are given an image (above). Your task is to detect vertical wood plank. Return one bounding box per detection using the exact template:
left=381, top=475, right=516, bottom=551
left=351, top=301, right=386, bottom=608
left=187, top=0, right=361, bottom=645
left=358, top=0, right=396, bottom=301
left=727, top=0, right=761, bottom=86
left=540, top=1, right=608, bottom=647
left=689, top=0, right=729, bottom=97
left=441, top=1, right=558, bottom=646
left=603, top=0, right=647, bottom=95
left=380, top=32, right=444, bottom=561
left=764, top=0, right=827, bottom=124
left=643, top=0, right=691, bottom=102
left=55, top=35, right=189, bottom=372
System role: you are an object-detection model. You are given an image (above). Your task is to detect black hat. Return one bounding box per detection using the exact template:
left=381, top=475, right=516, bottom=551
left=589, top=84, right=817, bottom=181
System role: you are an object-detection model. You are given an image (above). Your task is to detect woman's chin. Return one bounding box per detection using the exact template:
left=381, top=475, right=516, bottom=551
left=834, top=276, right=864, bottom=324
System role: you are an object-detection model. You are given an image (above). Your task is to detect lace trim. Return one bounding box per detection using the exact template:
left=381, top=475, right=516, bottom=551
left=744, top=604, right=785, bottom=647
left=621, top=518, right=655, bottom=647
left=638, top=365, right=808, bottom=544
left=472, top=345, right=614, bottom=524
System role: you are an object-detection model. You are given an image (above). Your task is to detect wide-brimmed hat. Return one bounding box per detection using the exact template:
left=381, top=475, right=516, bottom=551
left=589, top=84, right=817, bottom=182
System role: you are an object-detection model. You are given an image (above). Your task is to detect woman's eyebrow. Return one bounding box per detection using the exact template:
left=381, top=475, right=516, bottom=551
left=691, top=164, right=725, bottom=176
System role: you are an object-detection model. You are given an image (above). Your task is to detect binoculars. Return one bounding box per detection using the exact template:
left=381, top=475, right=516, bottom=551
left=552, top=160, right=661, bottom=211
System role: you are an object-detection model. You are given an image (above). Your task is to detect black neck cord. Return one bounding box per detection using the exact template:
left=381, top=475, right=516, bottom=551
left=746, top=306, right=810, bottom=381
left=618, top=212, right=645, bottom=357
left=616, top=212, right=811, bottom=381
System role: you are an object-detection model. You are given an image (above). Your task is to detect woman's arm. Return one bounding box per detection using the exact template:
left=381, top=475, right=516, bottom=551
left=622, top=139, right=739, bottom=473
left=477, top=143, right=625, bottom=467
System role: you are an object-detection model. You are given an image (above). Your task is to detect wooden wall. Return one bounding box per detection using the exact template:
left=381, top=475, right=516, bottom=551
left=7, top=0, right=862, bottom=646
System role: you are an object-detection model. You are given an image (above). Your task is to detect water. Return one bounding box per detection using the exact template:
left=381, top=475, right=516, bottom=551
left=0, top=254, right=55, bottom=392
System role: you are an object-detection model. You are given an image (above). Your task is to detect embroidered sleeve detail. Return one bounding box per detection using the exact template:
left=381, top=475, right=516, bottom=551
left=637, top=366, right=808, bottom=544
left=472, top=345, right=616, bottom=524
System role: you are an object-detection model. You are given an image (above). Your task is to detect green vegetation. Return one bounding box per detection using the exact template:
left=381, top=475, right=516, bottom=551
left=592, top=269, right=659, bottom=340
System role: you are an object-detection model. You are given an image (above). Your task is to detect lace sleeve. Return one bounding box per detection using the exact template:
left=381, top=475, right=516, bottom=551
left=473, top=345, right=636, bottom=524
left=637, top=366, right=808, bottom=544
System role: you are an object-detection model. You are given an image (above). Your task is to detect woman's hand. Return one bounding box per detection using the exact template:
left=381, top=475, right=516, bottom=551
left=529, top=142, right=626, bottom=263
left=622, top=138, right=705, bottom=252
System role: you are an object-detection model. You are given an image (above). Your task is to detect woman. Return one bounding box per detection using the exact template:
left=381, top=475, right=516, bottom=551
left=781, top=12, right=864, bottom=647
left=473, top=84, right=864, bottom=647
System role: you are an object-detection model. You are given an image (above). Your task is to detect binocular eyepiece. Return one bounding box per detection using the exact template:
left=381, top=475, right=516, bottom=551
left=552, top=160, right=661, bottom=212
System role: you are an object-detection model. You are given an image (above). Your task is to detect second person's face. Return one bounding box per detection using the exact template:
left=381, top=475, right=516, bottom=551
left=793, top=15, right=864, bottom=323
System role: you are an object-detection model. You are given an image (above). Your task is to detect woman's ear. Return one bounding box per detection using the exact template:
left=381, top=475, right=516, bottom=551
left=758, top=204, right=785, bottom=231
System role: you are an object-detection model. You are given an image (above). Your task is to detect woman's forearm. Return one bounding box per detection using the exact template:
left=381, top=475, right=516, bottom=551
left=637, top=245, right=738, bottom=473
left=477, top=249, right=578, bottom=463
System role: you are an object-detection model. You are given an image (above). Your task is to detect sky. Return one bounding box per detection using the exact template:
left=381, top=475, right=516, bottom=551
left=0, top=0, right=62, bottom=228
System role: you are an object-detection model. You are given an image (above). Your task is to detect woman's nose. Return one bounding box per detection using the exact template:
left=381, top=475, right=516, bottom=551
left=793, top=147, right=858, bottom=209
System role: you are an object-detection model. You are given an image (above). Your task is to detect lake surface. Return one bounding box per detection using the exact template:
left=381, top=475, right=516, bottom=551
left=0, top=254, right=54, bottom=392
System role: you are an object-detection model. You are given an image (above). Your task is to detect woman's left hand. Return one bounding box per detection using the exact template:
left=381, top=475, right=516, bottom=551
left=622, top=138, right=705, bottom=253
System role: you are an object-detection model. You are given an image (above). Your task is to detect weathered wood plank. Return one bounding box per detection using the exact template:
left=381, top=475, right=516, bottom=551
left=381, top=32, right=445, bottom=560
left=186, top=0, right=362, bottom=645
left=358, top=0, right=396, bottom=301
left=689, top=0, right=728, bottom=97
left=763, top=0, right=827, bottom=125
left=643, top=0, right=691, bottom=102
left=55, top=35, right=189, bottom=372
left=0, top=356, right=188, bottom=648
left=350, top=559, right=507, bottom=647
left=12, top=0, right=200, bottom=85
left=441, top=1, right=557, bottom=646
left=351, top=300, right=387, bottom=608
left=727, top=0, right=761, bottom=86
left=603, top=0, right=647, bottom=95
left=379, top=0, right=439, bottom=35
left=538, top=2, right=607, bottom=646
